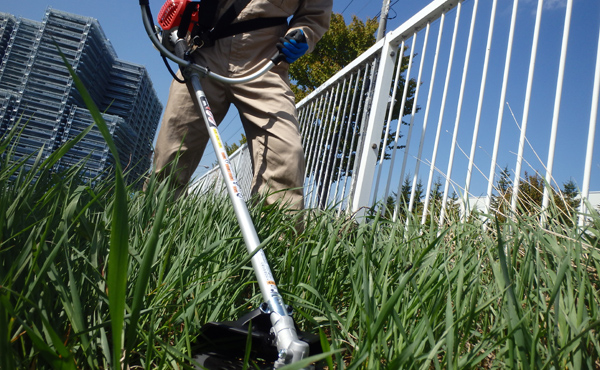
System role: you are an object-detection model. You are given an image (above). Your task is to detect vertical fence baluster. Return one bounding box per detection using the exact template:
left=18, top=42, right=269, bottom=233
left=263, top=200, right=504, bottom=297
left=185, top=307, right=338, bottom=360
left=580, top=22, right=600, bottom=226
left=395, top=24, right=430, bottom=222
left=422, top=2, right=462, bottom=225
left=510, top=0, right=544, bottom=215
left=542, top=0, right=573, bottom=223
left=464, top=0, right=497, bottom=221
left=485, top=0, right=519, bottom=215
left=408, top=12, right=445, bottom=218
left=439, top=0, right=478, bottom=226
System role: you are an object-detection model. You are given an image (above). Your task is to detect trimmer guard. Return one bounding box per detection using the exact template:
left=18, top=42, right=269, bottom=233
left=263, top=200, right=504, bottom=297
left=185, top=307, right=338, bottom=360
left=193, top=307, right=322, bottom=369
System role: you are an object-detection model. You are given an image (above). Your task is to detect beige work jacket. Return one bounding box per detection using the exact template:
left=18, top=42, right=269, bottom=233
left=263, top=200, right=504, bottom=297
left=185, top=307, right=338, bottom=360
left=201, top=0, right=332, bottom=75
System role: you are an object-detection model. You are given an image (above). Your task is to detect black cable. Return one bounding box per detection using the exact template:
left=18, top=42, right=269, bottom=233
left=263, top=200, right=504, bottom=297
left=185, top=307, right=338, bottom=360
left=387, top=7, right=397, bottom=20
left=219, top=113, right=240, bottom=137
left=341, top=0, right=356, bottom=15
left=144, top=3, right=187, bottom=84
left=226, top=126, right=244, bottom=145
left=375, top=0, right=401, bottom=20
left=163, top=55, right=186, bottom=84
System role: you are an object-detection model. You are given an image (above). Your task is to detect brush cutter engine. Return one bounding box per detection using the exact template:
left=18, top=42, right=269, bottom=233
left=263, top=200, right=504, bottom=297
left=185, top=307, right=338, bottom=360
left=158, top=0, right=195, bottom=30
left=156, top=0, right=288, bottom=53
left=158, top=0, right=203, bottom=39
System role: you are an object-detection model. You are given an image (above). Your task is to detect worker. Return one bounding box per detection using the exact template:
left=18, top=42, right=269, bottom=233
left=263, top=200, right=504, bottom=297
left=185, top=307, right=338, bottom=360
left=151, top=0, right=333, bottom=212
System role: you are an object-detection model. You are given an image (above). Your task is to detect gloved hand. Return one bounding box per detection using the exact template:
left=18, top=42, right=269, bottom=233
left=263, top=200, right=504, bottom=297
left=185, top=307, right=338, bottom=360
left=277, top=29, right=308, bottom=64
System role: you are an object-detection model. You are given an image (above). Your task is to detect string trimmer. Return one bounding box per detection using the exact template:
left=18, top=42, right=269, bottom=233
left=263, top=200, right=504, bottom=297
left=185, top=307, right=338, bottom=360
left=138, top=1, right=320, bottom=368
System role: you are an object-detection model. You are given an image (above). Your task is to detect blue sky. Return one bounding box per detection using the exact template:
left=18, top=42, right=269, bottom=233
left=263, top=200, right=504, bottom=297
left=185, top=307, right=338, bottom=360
left=3, top=0, right=599, bottom=195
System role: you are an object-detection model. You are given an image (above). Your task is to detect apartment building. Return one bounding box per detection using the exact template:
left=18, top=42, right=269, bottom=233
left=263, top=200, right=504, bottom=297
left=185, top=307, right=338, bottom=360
left=0, top=8, right=162, bottom=186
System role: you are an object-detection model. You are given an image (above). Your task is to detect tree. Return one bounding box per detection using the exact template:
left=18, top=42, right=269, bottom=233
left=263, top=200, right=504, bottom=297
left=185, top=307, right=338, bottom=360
left=559, top=179, right=579, bottom=226
left=225, top=133, right=247, bottom=156
left=380, top=174, right=431, bottom=221
left=393, top=175, right=424, bottom=221
left=382, top=192, right=397, bottom=219
left=425, top=177, right=443, bottom=222
left=562, top=179, right=579, bottom=209
left=412, top=179, right=425, bottom=218
left=491, top=169, right=579, bottom=225
left=497, top=166, right=511, bottom=193
left=397, top=175, right=414, bottom=218
left=490, top=166, right=512, bottom=221
left=289, top=13, right=420, bottom=208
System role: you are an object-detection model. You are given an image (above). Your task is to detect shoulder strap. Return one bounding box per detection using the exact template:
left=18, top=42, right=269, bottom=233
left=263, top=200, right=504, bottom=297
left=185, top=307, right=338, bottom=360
left=191, top=0, right=288, bottom=47
left=196, top=0, right=219, bottom=31
left=211, top=17, right=288, bottom=40
left=213, top=0, right=253, bottom=31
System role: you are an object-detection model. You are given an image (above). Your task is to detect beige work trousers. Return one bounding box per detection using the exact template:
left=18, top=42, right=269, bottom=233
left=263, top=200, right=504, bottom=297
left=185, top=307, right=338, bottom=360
left=152, top=35, right=305, bottom=210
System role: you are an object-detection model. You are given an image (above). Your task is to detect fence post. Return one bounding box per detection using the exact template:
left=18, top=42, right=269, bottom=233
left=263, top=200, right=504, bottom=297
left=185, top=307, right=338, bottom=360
left=350, top=36, right=399, bottom=216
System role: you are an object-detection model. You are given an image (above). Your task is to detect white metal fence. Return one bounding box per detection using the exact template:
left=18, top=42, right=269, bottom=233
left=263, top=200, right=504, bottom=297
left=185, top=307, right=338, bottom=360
left=195, top=0, right=600, bottom=225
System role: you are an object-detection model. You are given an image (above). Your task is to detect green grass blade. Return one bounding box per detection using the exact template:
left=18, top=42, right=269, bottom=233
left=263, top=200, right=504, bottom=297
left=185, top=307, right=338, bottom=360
left=57, top=42, right=130, bottom=368
left=446, top=281, right=455, bottom=370
left=0, top=290, right=13, bottom=369
left=1, top=292, right=75, bottom=369
left=319, top=327, right=335, bottom=369
left=243, top=321, right=252, bottom=370
left=495, top=219, right=530, bottom=369
left=125, top=183, right=169, bottom=361
left=278, top=350, right=343, bottom=370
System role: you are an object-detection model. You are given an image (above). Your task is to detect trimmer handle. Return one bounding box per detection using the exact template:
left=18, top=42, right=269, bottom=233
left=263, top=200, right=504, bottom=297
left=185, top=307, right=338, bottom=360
left=271, top=52, right=287, bottom=65
left=173, top=38, right=189, bottom=61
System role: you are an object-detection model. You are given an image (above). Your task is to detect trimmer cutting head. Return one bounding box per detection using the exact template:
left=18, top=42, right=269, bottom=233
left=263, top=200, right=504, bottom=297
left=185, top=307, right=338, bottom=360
left=192, top=306, right=322, bottom=369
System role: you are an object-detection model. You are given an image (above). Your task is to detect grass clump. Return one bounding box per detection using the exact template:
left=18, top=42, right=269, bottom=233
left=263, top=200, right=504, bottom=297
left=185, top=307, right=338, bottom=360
left=3, top=139, right=599, bottom=369
left=1, top=64, right=599, bottom=369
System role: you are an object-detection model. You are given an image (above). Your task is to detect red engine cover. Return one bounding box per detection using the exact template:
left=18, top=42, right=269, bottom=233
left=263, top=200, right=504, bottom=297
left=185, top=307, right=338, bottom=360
left=157, top=0, right=198, bottom=31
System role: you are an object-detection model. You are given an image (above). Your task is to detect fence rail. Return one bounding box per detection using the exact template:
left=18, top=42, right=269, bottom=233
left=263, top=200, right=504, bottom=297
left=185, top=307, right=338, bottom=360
left=194, top=0, right=600, bottom=225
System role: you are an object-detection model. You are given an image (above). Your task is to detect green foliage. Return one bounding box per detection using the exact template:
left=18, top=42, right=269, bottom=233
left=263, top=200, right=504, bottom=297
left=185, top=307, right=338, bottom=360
left=491, top=168, right=579, bottom=225
left=2, top=119, right=599, bottom=368
left=382, top=177, right=457, bottom=224
left=225, top=133, right=247, bottom=156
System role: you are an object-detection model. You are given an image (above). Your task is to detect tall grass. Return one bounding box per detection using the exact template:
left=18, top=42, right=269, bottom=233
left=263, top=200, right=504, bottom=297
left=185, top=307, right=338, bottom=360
left=1, top=75, right=599, bottom=369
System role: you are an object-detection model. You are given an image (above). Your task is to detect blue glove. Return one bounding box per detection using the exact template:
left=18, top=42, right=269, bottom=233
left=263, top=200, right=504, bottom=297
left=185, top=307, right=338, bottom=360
left=277, top=29, right=308, bottom=63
